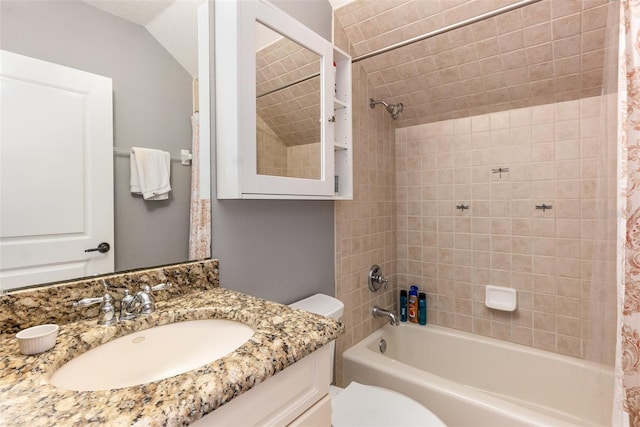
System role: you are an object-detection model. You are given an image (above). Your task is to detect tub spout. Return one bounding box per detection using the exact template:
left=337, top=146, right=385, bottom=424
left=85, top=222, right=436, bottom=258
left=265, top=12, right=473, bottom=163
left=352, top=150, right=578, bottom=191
left=372, top=305, right=400, bottom=326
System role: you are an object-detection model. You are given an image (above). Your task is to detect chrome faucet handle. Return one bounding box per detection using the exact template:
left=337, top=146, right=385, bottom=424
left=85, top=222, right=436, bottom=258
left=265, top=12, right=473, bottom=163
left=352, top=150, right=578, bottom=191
left=150, top=282, right=171, bottom=292
left=73, top=293, right=117, bottom=326
left=368, top=265, right=388, bottom=292
left=73, top=296, right=104, bottom=308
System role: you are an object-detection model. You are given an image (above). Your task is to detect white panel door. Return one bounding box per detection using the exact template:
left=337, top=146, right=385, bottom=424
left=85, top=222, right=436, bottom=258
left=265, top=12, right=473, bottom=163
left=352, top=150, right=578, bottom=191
left=0, top=50, right=114, bottom=291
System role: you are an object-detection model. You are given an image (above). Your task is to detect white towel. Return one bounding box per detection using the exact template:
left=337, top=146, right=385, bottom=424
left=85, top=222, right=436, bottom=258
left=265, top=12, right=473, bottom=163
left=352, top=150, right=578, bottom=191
left=130, top=147, right=171, bottom=200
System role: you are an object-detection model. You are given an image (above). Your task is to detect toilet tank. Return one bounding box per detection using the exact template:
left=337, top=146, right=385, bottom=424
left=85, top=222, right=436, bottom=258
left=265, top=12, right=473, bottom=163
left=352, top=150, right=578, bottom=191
left=289, top=294, right=344, bottom=320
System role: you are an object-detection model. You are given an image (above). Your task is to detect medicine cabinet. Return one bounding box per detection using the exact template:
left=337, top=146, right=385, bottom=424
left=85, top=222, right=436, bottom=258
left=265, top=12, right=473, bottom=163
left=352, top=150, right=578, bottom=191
left=215, top=0, right=352, bottom=199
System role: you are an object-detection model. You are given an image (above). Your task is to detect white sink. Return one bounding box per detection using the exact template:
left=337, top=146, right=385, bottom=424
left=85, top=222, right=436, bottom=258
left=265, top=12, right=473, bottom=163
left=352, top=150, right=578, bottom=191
left=49, top=319, right=254, bottom=391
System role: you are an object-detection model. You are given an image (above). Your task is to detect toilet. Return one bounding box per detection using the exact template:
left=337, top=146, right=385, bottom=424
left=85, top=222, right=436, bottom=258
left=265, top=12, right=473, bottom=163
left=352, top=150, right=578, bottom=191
left=289, top=294, right=447, bottom=427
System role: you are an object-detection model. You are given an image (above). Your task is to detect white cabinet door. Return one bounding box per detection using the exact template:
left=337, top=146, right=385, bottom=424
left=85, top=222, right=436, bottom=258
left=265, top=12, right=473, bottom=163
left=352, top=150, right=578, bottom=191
left=0, top=50, right=114, bottom=291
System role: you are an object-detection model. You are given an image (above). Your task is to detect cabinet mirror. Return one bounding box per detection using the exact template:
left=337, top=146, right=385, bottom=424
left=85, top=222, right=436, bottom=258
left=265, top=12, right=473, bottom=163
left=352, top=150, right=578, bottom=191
left=215, top=0, right=334, bottom=199
left=256, top=22, right=321, bottom=181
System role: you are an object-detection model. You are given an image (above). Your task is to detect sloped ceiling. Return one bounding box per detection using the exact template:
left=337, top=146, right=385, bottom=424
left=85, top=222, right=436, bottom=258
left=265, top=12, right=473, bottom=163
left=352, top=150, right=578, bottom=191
left=334, top=0, right=611, bottom=128
left=82, top=0, right=203, bottom=77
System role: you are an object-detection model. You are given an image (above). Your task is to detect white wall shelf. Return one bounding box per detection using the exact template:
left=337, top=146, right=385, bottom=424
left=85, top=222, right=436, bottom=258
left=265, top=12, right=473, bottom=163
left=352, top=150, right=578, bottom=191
left=333, top=46, right=352, bottom=200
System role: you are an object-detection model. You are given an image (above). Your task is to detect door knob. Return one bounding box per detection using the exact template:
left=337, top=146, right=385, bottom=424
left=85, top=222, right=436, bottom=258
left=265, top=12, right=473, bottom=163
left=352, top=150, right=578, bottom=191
left=85, top=242, right=111, bottom=253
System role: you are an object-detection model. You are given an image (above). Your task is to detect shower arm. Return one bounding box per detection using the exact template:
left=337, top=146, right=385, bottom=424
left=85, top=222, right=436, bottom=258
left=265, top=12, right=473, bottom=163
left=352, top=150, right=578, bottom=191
left=369, top=99, right=390, bottom=109
left=369, top=98, right=404, bottom=119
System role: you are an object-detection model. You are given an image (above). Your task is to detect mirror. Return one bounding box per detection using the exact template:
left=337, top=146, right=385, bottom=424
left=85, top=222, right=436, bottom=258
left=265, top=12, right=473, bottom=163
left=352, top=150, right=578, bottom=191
left=255, top=22, right=321, bottom=180
left=0, top=0, right=210, bottom=292
left=215, top=0, right=335, bottom=198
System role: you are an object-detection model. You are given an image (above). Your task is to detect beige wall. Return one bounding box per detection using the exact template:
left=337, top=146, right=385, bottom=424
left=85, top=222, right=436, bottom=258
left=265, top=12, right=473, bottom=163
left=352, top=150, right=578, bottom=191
left=257, top=114, right=287, bottom=177
left=395, top=96, right=616, bottom=361
left=334, top=60, right=397, bottom=386
left=286, top=143, right=321, bottom=179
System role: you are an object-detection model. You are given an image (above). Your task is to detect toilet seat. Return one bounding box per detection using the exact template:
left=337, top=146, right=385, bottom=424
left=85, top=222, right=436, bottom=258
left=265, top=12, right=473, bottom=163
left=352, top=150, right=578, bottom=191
left=331, top=382, right=447, bottom=427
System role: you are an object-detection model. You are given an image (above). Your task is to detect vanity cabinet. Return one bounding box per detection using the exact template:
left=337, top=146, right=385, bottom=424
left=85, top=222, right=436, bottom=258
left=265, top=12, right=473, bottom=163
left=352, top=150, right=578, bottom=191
left=215, top=0, right=352, bottom=200
left=192, top=344, right=331, bottom=426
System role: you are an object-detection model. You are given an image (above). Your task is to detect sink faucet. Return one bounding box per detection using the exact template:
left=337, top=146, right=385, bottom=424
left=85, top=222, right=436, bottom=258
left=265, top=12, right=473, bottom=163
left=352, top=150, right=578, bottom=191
left=372, top=305, right=400, bottom=326
left=121, top=283, right=171, bottom=319
left=73, top=293, right=117, bottom=326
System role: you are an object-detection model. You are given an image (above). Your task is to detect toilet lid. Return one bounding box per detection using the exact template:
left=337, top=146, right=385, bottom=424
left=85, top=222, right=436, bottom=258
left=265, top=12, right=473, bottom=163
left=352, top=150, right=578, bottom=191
left=332, top=382, right=447, bottom=427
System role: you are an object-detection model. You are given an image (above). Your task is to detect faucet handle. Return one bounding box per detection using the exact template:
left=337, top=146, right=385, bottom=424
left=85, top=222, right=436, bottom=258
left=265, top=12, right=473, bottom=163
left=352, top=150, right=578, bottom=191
left=73, top=293, right=117, bottom=326
left=368, top=265, right=388, bottom=292
left=73, top=296, right=104, bottom=308
left=138, top=282, right=169, bottom=293
left=150, top=282, right=171, bottom=292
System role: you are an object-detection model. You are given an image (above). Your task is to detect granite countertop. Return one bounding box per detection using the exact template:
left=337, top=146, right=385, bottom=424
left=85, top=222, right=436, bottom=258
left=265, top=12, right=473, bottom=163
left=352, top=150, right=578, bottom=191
left=0, top=287, right=344, bottom=426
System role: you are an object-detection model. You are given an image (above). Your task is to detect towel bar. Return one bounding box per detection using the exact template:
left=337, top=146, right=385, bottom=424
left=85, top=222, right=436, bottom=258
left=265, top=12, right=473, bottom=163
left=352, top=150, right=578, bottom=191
left=113, top=147, right=192, bottom=165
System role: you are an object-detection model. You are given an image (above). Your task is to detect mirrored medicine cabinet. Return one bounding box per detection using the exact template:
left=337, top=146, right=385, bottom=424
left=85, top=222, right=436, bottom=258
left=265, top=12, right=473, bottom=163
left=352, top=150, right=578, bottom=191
left=214, top=0, right=352, bottom=199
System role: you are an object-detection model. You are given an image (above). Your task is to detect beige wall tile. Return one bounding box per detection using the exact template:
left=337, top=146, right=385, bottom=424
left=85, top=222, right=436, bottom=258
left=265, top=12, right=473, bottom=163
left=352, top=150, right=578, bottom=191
left=388, top=95, right=612, bottom=361
left=333, top=0, right=613, bottom=369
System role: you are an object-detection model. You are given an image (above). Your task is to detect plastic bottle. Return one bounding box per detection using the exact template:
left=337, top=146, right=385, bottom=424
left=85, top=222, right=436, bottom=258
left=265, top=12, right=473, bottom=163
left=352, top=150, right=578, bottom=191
left=418, top=292, right=427, bottom=325
left=400, top=290, right=408, bottom=322
left=408, top=285, right=418, bottom=323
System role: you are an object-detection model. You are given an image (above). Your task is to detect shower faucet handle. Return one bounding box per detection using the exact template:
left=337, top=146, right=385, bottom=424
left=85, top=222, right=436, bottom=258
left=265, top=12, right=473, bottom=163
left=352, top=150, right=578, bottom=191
left=368, top=264, right=388, bottom=292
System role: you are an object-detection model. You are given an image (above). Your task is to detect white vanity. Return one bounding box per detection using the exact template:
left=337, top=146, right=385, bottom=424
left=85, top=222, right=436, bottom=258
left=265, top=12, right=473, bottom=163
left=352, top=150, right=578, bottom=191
left=194, top=345, right=332, bottom=426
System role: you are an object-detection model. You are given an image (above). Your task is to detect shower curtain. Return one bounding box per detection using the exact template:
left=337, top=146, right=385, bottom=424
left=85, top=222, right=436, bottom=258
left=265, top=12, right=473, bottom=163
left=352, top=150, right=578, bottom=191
left=188, top=112, right=211, bottom=260
left=617, top=0, right=640, bottom=424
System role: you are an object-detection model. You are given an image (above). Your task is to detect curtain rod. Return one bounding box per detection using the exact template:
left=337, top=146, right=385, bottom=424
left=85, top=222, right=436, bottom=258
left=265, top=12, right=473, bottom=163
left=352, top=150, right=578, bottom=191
left=351, top=0, right=542, bottom=63
left=256, top=0, right=542, bottom=98
left=257, top=72, right=319, bottom=99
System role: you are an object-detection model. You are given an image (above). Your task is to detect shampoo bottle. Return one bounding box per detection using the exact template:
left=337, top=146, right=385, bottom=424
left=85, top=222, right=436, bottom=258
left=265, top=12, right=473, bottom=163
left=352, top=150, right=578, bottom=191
left=400, top=290, right=408, bottom=322
left=418, top=292, right=427, bottom=325
left=408, top=285, right=418, bottom=323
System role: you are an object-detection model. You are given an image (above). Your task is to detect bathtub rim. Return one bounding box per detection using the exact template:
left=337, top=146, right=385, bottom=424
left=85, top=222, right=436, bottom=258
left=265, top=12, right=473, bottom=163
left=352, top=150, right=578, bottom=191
left=341, top=322, right=614, bottom=427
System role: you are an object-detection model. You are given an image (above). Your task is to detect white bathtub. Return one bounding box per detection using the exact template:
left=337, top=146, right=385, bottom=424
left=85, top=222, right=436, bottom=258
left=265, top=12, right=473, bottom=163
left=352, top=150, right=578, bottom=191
left=341, top=323, right=613, bottom=426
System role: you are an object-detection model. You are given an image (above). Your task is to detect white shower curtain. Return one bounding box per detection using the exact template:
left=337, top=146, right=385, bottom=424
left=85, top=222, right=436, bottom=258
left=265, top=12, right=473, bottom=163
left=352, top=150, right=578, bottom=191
left=188, top=112, right=211, bottom=260
left=615, top=0, right=640, bottom=424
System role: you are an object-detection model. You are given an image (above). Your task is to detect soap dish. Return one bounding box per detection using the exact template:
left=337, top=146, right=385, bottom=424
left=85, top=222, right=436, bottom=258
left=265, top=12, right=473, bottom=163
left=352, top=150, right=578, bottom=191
left=16, top=324, right=59, bottom=355
left=485, top=286, right=517, bottom=312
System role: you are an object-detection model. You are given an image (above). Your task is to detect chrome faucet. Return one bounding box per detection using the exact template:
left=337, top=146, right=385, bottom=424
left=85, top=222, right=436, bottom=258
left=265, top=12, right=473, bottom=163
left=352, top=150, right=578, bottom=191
left=119, top=289, right=136, bottom=321
left=73, top=293, right=117, bottom=326
left=372, top=305, right=400, bottom=326
left=121, top=283, right=171, bottom=319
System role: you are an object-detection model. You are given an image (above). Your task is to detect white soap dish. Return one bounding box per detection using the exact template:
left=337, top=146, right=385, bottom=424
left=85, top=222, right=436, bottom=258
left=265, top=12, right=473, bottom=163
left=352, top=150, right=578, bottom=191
left=485, top=286, right=517, bottom=312
left=16, top=324, right=59, bottom=355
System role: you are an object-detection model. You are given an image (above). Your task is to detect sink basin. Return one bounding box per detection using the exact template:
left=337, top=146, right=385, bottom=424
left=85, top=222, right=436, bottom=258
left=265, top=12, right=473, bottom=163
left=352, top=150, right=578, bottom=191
left=49, top=319, right=254, bottom=391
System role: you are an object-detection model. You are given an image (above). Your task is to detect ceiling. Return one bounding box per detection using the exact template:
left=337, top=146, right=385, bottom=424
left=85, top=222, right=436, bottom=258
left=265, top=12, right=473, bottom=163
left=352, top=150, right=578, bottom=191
left=82, top=0, right=204, bottom=77
left=334, top=0, right=613, bottom=128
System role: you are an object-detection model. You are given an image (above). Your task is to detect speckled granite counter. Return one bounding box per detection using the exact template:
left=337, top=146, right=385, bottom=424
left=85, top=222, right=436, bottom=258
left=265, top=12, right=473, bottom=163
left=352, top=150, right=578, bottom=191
left=0, top=261, right=344, bottom=426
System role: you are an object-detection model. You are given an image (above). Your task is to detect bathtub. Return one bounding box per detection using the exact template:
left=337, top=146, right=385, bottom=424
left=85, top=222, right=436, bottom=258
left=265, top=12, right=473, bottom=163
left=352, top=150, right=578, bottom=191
left=341, top=323, right=613, bottom=426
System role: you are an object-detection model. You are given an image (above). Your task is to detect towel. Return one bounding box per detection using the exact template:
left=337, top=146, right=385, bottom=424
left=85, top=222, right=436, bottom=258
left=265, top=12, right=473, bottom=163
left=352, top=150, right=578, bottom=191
left=130, top=147, right=171, bottom=200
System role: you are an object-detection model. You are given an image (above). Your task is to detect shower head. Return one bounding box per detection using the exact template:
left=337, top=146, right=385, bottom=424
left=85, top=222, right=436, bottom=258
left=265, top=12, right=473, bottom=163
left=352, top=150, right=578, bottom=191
left=369, top=98, right=404, bottom=120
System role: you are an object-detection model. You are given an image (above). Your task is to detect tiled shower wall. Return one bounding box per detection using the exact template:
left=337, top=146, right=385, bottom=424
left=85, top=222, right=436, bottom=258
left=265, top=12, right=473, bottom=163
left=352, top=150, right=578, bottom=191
left=395, top=96, right=616, bottom=359
left=334, top=59, right=397, bottom=386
